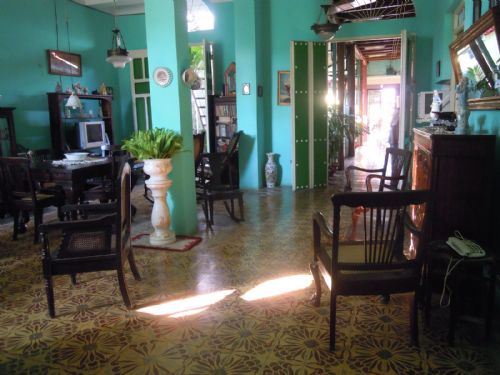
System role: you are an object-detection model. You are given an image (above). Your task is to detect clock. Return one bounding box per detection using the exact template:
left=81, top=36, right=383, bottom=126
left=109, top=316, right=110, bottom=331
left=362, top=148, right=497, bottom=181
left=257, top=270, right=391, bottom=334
left=153, top=67, right=173, bottom=87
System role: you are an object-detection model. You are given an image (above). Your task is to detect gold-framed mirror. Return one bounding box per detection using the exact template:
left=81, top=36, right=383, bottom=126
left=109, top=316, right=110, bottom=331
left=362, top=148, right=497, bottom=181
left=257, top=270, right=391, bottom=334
left=449, top=6, right=500, bottom=110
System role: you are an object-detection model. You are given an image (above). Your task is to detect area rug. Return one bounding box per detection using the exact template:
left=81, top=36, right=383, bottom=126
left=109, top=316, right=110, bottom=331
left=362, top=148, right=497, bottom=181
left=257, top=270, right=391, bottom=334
left=132, top=233, right=202, bottom=252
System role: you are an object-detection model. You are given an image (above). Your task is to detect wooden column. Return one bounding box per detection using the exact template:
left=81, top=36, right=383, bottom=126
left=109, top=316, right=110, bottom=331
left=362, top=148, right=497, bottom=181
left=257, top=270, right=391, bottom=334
left=360, top=61, right=368, bottom=146
left=336, top=43, right=345, bottom=171
left=346, top=43, right=356, bottom=157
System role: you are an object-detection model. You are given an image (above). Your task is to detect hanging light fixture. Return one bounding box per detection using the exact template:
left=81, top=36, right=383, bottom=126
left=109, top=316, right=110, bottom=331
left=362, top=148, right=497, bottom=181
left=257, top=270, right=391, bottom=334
left=311, top=6, right=342, bottom=41
left=60, top=0, right=82, bottom=110
left=106, top=0, right=132, bottom=69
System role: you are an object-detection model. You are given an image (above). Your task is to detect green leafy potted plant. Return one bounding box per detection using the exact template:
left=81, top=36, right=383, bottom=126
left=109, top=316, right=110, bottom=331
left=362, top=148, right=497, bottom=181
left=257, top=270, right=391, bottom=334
left=328, top=107, right=366, bottom=177
left=122, top=128, right=184, bottom=246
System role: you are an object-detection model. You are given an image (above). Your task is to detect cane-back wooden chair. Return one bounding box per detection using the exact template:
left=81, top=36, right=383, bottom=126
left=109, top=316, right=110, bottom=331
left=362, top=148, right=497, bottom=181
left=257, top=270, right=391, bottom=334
left=310, top=190, right=432, bottom=351
left=39, top=162, right=141, bottom=318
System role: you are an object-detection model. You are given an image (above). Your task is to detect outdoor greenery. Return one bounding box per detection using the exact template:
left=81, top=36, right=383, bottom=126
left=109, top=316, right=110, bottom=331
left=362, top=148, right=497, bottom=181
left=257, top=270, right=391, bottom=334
left=466, top=66, right=497, bottom=97
left=122, top=128, right=184, bottom=160
left=328, top=107, right=367, bottom=165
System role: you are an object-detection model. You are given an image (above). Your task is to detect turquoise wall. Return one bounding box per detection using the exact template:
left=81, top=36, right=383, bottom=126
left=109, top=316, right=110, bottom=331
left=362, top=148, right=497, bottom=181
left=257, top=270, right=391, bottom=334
left=267, top=0, right=437, bottom=186
left=0, top=0, right=120, bottom=150
left=367, top=60, right=401, bottom=76
left=115, top=2, right=235, bottom=141
left=268, top=0, right=326, bottom=186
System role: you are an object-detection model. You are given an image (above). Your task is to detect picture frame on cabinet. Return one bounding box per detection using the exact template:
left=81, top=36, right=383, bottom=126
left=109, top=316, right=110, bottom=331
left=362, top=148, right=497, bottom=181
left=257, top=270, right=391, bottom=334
left=47, top=50, right=82, bottom=77
left=278, top=70, right=290, bottom=106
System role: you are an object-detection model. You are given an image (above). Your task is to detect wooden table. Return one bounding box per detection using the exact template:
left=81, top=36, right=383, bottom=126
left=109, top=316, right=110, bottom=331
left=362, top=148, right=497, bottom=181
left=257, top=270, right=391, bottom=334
left=31, top=158, right=112, bottom=204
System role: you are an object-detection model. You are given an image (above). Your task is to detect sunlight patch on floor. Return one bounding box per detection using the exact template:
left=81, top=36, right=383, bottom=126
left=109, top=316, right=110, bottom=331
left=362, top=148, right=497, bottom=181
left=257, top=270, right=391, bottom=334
left=137, top=289, right=235, bottom=317
left=241, top=274, right=313, bottom=301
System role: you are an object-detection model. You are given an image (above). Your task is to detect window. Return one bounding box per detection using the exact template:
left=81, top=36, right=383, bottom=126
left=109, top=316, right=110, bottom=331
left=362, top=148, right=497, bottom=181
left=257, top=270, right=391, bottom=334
left=187, top=0, right=214, bottom=32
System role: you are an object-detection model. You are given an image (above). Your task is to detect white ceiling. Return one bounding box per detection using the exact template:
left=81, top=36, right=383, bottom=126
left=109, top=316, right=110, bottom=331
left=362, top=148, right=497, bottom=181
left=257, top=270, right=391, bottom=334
left=72, top=0, right=231, bottom=16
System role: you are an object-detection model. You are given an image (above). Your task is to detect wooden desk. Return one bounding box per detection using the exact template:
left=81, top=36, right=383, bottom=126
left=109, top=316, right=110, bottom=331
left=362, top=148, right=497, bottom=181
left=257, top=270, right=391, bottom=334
left=31, top=158, right=111, bottom=204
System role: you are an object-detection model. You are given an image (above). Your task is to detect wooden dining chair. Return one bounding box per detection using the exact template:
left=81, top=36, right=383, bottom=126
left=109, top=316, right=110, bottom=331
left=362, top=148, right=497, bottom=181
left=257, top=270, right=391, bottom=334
left=39, top=162, right=141, bottom=317
left=345, top=147, right=412, bottom=192
left=344, top=147, right=412, bottom=240
left=310, top=190, right=432, bottom=351
left=81, top=148, right=129, bottom=203
left=0, top=156, right=65, bottom=243
left=196, top=131, right=244, bottom=230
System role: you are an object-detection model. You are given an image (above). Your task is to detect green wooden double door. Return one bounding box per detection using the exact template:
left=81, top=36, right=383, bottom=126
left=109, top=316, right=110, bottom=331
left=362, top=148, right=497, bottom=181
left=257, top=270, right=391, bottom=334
left=291, top=41, right=328, bottom=191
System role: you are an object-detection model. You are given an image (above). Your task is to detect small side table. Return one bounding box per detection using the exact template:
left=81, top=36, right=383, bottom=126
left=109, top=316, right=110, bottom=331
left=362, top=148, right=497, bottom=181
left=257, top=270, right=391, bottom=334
left=423, top=240, right=496, bottom=345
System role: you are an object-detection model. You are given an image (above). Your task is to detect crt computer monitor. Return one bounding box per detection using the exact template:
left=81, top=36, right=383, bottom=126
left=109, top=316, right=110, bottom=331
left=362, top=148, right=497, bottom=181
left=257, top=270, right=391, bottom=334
left=78, top=121, right=106, bottom=149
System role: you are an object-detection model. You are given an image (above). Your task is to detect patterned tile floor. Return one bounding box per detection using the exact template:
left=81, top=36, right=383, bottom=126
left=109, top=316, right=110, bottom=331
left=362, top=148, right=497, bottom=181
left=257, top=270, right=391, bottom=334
left=0, top=171, right=499, bottom=374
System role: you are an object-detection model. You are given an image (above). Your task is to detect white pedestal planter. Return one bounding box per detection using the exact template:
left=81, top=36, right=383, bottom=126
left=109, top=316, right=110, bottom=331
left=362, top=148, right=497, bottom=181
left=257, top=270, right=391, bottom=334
left=143, top=159, right=176, bottom=245
left=265, top=152, right=277, bottom=188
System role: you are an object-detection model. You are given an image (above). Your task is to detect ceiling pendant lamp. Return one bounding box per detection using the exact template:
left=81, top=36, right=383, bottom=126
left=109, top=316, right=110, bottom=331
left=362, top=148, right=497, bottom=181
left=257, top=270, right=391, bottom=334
left=311, top=6, right=342, bottom=41
left=106, top=0, right=132, bottom=69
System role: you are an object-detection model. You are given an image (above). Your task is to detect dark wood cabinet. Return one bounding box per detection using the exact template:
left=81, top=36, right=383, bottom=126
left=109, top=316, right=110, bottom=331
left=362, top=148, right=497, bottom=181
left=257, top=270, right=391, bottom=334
left=412, top=127, right=496, bottom=249
left=47, top=93, right=114, bottom=159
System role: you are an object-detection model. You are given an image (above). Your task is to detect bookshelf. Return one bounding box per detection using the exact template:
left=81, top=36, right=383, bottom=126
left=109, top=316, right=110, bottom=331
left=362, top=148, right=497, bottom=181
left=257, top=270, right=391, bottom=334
left=208, top=96, right=237, bottom=153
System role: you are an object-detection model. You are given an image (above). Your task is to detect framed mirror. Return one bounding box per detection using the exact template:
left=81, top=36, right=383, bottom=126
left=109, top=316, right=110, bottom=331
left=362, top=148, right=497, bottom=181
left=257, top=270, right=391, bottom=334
left=450, top=6, right=500, bottom=110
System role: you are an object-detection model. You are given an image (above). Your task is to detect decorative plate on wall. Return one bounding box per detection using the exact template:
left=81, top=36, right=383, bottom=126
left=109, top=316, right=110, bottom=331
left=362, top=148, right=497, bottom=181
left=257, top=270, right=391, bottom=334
left=153, top=67, right=173, bottom=87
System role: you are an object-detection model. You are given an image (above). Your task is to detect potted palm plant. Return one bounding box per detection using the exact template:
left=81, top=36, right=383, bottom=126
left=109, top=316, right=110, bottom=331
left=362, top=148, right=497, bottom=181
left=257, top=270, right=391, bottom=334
left=123, top=128, right=183, bottom=245
left=328, top=107, right=366, bottom=177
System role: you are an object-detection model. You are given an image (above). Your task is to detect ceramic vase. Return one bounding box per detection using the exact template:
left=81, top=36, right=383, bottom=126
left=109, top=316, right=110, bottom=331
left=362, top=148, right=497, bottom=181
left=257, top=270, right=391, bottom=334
left=265, top=152, right=277, bottom=188
left=143, top=159, right=176, bottom=245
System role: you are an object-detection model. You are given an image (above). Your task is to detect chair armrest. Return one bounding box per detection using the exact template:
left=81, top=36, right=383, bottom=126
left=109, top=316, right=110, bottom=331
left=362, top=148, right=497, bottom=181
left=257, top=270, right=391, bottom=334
left=312, top=211, right=333, bottom=238
left=345, top=165, right=384, bottom=191
left=39, top=213, right=116, bottom=234
left=365, top=174, right=405, bottom=192
left=61, top=202, right=117, bottom=215
left=403, top=211, right=423, bottom=238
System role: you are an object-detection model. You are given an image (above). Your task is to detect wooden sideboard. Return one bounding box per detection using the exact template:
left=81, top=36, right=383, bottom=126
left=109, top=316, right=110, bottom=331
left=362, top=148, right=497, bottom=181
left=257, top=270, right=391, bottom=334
left=412, top=127, right=496, bottom=248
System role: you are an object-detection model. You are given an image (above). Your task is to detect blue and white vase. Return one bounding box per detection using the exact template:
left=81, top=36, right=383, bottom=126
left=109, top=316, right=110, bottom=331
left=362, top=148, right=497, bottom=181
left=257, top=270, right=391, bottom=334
left=265, top=152, right=277, bottom=188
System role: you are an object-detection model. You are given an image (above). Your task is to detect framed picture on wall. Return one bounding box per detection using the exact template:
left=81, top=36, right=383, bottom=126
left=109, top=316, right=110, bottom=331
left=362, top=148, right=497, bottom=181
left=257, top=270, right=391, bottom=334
left=47, top=50, right=82, bottom=77
left=277, top=70, right=290, bottom=105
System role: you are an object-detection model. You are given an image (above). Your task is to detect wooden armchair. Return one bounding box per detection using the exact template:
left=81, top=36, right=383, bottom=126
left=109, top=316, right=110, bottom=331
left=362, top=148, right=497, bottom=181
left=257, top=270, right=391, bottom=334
left=345, top=147, right=412, bottom=240
left=196, top=131, right=244, bottom=230
left=345, top=147, right=412, bottom=192
left=39, top=162, right=141, bottom=318
left=0, top=156, right=65, bottom=243
left=310, top=190, right=432, bottom=351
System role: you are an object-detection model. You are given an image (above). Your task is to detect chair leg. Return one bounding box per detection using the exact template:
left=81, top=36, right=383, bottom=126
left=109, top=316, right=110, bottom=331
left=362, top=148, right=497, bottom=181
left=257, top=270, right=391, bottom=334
left=485, top=274, right=495, bottom=341
left=12, top=209, right=20, bottom=240
left=117, top=268, right=132, bottom=308
left=310, top=260, right=322, bottom=307
left=238, top=194, right=244, bottom=221
left=70, top=274, right=77, bottom=285
left=200, top=199, right=212, bottom=231
left=330, top=293, right=337, bottom=351
left=448, top=294, right=457, bottom=346
left=382, top=294, right=390, bottom=304
left=128, top=251, right=141, bottom=281
left=45, top=276, right=56, bottom=318
left=34, top=209, right=43, bottom=244
left=411, top=291, right=419, bottom=346
left=208, top=199, right=214, bottom=225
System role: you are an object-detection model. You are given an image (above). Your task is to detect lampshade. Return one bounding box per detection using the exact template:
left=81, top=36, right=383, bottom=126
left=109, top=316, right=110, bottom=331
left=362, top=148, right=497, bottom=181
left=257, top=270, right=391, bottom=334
left=65, top=92, right=82, bottom=109
left=106, top=28, right=132, bottom=69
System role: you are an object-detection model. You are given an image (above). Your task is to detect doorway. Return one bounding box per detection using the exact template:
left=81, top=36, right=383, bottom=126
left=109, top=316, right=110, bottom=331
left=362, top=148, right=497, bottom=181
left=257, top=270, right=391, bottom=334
left=327, top=33, right=413, bottom=176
